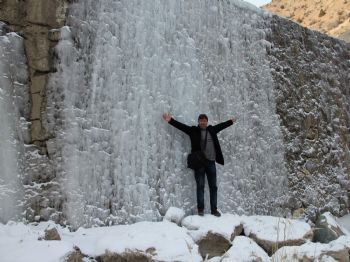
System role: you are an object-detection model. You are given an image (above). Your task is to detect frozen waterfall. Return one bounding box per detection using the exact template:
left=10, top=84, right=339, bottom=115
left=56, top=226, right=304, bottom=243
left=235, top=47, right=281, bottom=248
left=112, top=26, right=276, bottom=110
left=46, top=0, right=290, bottom=227
left=0, top=26, right=28, bottom=223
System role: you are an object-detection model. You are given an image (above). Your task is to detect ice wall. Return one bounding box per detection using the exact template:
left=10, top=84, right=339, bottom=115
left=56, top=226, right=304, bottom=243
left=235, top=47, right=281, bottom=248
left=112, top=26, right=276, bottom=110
left=0, top=23, right=28, bottom=222
left=45, top=0, right=289, bottom=227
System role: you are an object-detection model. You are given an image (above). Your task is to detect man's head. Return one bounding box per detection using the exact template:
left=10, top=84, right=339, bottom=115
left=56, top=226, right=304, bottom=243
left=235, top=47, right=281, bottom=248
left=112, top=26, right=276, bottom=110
left=198, top=114, right=208, bottom=129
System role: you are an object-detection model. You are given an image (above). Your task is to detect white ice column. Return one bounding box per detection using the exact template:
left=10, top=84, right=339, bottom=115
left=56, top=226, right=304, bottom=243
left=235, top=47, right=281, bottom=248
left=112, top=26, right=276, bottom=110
left=0, top=27, right=28, bottom=222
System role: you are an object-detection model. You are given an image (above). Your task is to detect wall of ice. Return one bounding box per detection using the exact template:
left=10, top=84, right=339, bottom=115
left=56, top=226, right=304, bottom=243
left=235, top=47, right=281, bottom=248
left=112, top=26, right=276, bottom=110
left=45, top=0, right=289, bottom=227
left=0, top=23, right=29, bottom=222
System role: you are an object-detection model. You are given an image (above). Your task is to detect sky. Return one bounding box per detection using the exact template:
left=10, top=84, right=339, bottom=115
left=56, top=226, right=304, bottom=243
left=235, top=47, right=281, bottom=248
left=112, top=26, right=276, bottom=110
left=244, top=0, right=271, bottom=7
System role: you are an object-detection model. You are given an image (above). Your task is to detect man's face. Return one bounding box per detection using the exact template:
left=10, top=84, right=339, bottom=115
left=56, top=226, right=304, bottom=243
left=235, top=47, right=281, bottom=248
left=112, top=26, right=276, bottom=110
left=198, top=118, right=208, bottom=129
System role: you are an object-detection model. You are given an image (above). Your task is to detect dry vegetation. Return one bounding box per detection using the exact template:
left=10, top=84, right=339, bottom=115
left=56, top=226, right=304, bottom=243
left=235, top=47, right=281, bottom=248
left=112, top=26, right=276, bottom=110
left=263, top=0, right=350, bottom=42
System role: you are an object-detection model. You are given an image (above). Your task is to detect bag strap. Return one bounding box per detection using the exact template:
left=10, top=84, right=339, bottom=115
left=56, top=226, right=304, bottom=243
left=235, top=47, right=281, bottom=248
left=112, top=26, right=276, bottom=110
left=202, top=130, right=208, bottom=151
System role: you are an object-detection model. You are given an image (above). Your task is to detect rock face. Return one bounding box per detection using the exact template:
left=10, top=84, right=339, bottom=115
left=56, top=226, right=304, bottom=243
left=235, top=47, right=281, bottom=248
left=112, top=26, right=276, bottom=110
left=0, top=0, right=68, bottom=148
left=263, top=0, right=350, bottom=43
left=267, top=14, right=350, bottom=220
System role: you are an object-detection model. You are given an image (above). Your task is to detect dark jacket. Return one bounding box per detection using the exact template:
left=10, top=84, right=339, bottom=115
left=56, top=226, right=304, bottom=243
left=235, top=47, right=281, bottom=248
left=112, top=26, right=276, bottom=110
left=169, top=118, right=233, bottom=165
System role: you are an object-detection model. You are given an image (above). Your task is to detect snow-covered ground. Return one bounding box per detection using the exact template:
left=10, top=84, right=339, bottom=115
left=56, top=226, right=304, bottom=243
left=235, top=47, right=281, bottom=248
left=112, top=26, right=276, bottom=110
left=1, top=210, right=350, bottom=262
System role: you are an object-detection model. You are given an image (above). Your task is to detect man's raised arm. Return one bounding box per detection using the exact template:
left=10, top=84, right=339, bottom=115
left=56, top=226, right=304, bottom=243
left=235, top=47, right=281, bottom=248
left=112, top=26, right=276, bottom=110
left=213, top=117, right=236, bottom=133
left=162, top=113, right=191, bottom=135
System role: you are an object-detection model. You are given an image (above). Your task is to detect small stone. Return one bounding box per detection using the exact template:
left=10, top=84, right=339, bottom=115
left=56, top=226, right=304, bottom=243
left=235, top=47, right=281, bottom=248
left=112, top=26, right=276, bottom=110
left=44, top=227, right=61, bottom=241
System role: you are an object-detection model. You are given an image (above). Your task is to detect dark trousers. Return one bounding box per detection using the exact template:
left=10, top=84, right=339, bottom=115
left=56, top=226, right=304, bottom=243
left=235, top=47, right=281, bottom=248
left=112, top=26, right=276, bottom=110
left=194, top=161, right=217, bottom=212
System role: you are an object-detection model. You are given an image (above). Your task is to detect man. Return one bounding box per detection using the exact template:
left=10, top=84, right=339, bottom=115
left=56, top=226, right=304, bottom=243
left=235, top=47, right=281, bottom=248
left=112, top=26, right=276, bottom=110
left=162, top=113, right=236, bottom=217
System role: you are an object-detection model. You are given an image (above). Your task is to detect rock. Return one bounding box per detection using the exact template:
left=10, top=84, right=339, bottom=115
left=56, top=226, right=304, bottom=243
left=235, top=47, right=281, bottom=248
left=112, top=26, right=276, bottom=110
left=163, top=207, right=185, bottom=225
left=292, top=208, right=305, bottom=218
left=30, top=93, right=42, bottom=120
left=30, top=70, right=47, bottom=94
left=197, top=232, right=232, bottom=259
left=181, top=214, right=242, bottom=259
left=96, top=250, right=151, bottom=262
left=313, top=212, right=348, bottom=243
left=243, top=216, right=313, bottom=255
left=0, top=0, right=26, bottom=26
left=44, top=227, right=61, bottom=240
left=24, top=25, right=50, bottom=72
left=31, top=119, right=43, bottom=141
left=26, top=0, right=68, bottom=28
left=65, top=247, right=85, bottom=262
left=221, top=236, right=270, bottom=262
left=48, top=29, right=61, bottom=42
left=181, top=214, right=242, bottom=241
left=272, top=236, right=350, bottom=262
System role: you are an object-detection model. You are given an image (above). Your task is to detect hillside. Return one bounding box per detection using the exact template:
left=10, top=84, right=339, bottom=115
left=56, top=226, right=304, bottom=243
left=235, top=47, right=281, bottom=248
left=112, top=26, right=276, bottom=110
left=263, top=0, right=350, bottom=42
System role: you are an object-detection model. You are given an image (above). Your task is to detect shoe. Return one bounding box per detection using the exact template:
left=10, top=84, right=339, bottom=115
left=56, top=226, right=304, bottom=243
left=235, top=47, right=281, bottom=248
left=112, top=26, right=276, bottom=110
left=198, top=209, right=204, bottom=216
left=211, top=210, right=221, bottom=217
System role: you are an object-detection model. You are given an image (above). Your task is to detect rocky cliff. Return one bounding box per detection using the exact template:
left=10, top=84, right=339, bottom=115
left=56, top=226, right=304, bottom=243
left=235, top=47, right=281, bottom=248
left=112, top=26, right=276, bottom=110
left=0, top=1, right=349, bottom=226
left=267, top=15, right=350, bottom=220
left=0, top=0, right=68, bottom=149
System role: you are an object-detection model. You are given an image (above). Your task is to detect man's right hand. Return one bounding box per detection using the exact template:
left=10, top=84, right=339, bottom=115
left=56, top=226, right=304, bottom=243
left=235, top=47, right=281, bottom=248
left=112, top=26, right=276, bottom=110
left=162, top=113, right=172, bottom=122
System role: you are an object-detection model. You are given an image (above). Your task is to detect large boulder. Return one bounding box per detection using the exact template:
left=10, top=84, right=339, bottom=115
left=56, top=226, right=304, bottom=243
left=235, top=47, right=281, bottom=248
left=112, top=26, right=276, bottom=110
left=181, top=214, right=243, bottom=259
left=243, top=215, right=313, bottom=255
left=196, top=232, right=232, bottom=259
left=313, top=212, right=349, bottom=243
left=73, top=221, right=202, bottom=262
left=221, top=236, right=270, bottom=262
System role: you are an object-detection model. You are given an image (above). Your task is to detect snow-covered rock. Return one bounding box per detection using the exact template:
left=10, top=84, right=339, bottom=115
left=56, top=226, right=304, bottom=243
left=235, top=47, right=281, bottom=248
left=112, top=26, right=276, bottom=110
left=182, top=214, right=243, bottom=242
left=243, top=215, right=313, bottom=255
left=0, top=220, right=202, bottom=262
left=163, top=207, right=185, bottom=225
left=3, top=214, right=350, bottom=262
left=196, top=232, right=232, bottom=259
left=221, top=236, right=270, bottom=262
left=272, top=236, right=350, bottom=262
left=313, top=212, right=349, bottom=243
left=44, top=227, right=61, bottom=241
left=70, top=221, right=202, bottom=262
left=181, top=214, right=242, bottom=259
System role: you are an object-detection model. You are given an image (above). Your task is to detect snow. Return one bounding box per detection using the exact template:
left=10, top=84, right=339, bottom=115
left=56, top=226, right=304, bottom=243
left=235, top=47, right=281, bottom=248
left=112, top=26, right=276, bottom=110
left=337, top=213, right=350, bottom=233
left=182, top=213, right=242, bottom=241
left=1, top=213, right=350, bottom=262
left=222, top=236, right=270, bottom=262
left=324, top=212, right=350, bottom=235
left=163, top=206, right=185, bottom=224
left=243, top=215, right=312, bottom=242
left=0, top=220, right=201, bottom=262
left=72, top=221, right=201, bottom=261
left=272, top=236, right=350, bottom=261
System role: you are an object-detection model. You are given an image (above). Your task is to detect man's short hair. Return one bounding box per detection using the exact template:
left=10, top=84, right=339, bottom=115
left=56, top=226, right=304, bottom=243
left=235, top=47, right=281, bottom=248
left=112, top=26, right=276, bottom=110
left=198, top=114, right=208, bottom=121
